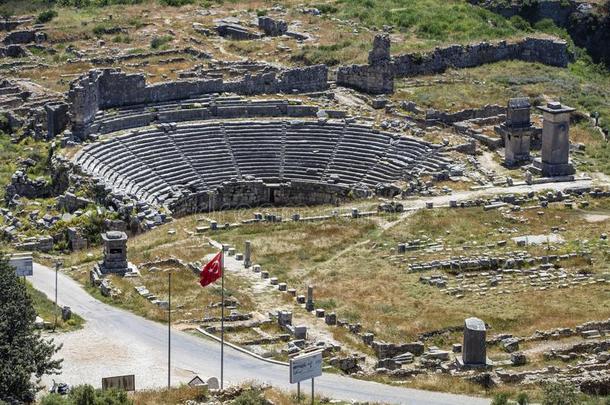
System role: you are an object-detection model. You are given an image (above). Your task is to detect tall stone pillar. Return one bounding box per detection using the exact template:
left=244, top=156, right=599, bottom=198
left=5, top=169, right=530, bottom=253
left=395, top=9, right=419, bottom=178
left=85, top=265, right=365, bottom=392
left=462, top=317, right=487, bottom=366
left=305, top=285, right=314, bottom=311
left=498, top=97, right=533, bottom=166
left=534, top=101, right=575, bottom=176
left=244, top=240, right=252, bottom=268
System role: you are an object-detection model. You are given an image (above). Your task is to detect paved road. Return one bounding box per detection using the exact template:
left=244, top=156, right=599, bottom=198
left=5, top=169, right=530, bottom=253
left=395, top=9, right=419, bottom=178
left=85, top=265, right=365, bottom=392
left=30, top=263, right=489, bottom=405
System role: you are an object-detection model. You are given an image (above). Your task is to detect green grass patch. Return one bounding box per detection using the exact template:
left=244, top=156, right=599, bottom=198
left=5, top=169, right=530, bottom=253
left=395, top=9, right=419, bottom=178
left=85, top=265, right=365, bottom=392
left=27, top=281, right=84, bottom=332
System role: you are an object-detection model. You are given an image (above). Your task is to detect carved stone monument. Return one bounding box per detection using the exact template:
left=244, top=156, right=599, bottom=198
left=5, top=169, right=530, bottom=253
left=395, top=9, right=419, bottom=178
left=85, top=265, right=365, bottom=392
left=305, top=285, right=314, bottom=311
left=98, top=231, right=136, bottom=275
left=244, top=240, right=252, bottom=268
left=497, top=97, right=534, bottom=166
left=458, top=317, right=491, bottom=368
left=533, top=101, right=575, bottom=177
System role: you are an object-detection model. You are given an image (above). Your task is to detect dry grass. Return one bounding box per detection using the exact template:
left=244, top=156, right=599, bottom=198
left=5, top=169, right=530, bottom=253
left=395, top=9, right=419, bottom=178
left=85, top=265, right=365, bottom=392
left=207, top=201, right=609, bottom=342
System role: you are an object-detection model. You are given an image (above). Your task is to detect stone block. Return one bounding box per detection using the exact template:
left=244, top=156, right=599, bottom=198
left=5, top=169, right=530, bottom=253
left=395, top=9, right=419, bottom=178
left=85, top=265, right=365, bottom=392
left=462, top=317, right=487, bottom=365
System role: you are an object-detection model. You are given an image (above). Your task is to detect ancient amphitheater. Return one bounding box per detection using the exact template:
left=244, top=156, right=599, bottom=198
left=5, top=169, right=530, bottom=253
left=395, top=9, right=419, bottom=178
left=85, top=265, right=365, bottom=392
left=72, top=72, right=447, bottom=215
left=1, top=2, right=609, bottom=403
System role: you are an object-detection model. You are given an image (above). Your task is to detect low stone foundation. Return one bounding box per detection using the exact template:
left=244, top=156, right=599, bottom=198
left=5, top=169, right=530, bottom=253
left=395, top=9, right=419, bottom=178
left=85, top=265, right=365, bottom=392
left=169, top=180, right=352, bottom=217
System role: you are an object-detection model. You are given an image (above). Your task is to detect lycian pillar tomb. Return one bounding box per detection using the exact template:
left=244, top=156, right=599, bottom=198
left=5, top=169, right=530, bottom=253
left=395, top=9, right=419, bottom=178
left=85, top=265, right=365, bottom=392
left=497, top=97, right=534, bottom=166
left=534, top=101, right=575, bottom=177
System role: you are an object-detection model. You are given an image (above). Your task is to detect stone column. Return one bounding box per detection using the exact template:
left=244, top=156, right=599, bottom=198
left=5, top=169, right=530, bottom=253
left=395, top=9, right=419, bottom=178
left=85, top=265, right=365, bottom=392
left=501, top=97, right=533, bottom=166
left=305, top=285, right=314, bottom=311
left=244, top=240, right=252, bottom=268
left=463, top=317, right=487, bottom=365
left=535, top=101, right=575, bottom=176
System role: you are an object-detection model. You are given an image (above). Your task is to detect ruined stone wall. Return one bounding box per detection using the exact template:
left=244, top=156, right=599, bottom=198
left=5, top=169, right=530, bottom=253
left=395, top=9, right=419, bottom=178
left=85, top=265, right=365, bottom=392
left=68, top=70, right=101, bottom=135
left=426, top=104, right=506, bottom=125
left=69, top=65, right=328, bottom=135
left=392, top=37, right=569, bottom=77
left=337, top=37, right=570, bottom=94
left=336, top=64, right=394, bottom=95
left=168, top=180, right=351, bottom=217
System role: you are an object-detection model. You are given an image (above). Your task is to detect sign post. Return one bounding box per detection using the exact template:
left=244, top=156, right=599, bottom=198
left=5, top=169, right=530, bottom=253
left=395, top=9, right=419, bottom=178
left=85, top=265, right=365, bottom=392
left=53, top=260, right=62, bottom=332
left=289, top=350, right=322, bottom=404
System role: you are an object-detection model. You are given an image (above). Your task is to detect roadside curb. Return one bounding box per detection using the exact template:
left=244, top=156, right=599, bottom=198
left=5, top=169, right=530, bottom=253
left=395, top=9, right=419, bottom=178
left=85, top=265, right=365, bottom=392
left=195, top=327, right=289, bottom=367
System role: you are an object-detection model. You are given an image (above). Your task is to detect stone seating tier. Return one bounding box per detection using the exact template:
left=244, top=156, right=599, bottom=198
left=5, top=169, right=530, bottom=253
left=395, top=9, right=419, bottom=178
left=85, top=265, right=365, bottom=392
left=75, top=119, right=446, bottom=205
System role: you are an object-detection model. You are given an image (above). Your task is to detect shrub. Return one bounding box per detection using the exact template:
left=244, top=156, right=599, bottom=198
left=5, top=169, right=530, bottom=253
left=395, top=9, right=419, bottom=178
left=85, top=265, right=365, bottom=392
left=150, top=34, right=173, bottom=49
left=40, top=394, right=67, bottom=405
left=36, top=9, right=58, bottom=24
left=314, top=3, right=338, bottom=14
left=516, top=392, right=529, bottom=405
left=256, top=9, right=267, bottom=16
left=510, top=15, right=531, bottom=31
left=491, top=393, right=509, bottom=405
left=40, top=385, right=131, bottom=405
left=542, top=381, right=579, bottom=405
left=159, top=0, right=194, bottom=6
left=232, top=388, right=267, bottom=405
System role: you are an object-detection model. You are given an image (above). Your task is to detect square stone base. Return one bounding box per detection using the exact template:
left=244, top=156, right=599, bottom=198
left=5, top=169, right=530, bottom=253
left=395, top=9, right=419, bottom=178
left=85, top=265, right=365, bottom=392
left=532, top=158, right=575, bottom=177
left=96, top=262, right=139, bottom=277
left=456, top=356, right=493, bottom=370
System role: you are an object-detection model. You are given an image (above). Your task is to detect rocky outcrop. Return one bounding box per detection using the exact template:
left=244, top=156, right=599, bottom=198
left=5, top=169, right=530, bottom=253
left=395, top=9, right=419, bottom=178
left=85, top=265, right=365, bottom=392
left=2, top=30, right=46, bottom=45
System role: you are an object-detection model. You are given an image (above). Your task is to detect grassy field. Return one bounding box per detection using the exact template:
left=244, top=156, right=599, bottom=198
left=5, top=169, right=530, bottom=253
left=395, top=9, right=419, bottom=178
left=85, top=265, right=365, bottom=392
left=27, top=281, right=84, bottom=332
left=61, top=221, right=257, bottom=323
left=208, top=200, right=609, bottom=342
left=57, top=196, right=608, bottom=342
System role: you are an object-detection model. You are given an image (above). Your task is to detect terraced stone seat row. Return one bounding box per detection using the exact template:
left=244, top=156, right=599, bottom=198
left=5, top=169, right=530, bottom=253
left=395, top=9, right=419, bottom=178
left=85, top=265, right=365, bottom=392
left=75, top=119, right=445, bottom=204
left=88, top=95, right=312, bottom=136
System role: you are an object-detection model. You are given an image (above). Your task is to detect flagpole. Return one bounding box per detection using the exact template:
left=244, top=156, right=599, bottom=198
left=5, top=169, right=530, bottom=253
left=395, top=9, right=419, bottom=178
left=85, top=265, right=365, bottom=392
left=168, top=271, right=171, bottom=390
left=220, top=248, right=225, bottom=391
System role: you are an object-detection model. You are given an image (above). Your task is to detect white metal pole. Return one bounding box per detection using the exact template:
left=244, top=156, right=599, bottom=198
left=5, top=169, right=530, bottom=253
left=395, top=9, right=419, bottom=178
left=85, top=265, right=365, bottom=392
left=168, top=271, right=171, bottom=390
left=220, top=250, right=225, bottom=390
left=53, top=261, right=59, bottom=332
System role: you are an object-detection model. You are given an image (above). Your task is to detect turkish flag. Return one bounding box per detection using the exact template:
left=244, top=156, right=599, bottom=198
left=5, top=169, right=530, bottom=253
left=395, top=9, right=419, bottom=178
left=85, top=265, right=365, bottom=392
left=200, top=251, right=223, bottom=287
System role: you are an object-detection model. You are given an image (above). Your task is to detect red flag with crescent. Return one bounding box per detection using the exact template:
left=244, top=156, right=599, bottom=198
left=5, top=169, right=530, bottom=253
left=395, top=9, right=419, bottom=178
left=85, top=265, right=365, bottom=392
left=200, top=251, right=223, bottom=287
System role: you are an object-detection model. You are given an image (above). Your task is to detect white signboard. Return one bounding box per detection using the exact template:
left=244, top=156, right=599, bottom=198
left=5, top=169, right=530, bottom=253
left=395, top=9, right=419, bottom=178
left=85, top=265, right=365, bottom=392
left=289, top=350, right=322, bottom=384
left=9, top=254, right=33, bottom=277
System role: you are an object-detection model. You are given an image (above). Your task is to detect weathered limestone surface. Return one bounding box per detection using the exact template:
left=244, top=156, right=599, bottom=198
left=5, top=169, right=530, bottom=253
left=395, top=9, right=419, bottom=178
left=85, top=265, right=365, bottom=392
left=336, top=34, right=394, bottom=94
left=4, top=161, right=70, bottom=204
left=497, top=97, right=535, bottom=166
left=100, top=231, right=129, bottom=274
left=216, top=23, right=262, bottom=40
left=462, top=317, right=487, bottom=365
left=533, top=101, right=576, bottom=176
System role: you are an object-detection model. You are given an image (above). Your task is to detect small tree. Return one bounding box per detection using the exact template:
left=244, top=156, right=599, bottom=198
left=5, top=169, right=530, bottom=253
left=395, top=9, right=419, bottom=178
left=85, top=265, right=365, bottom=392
left=0, top=254, right=62, bottom=403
